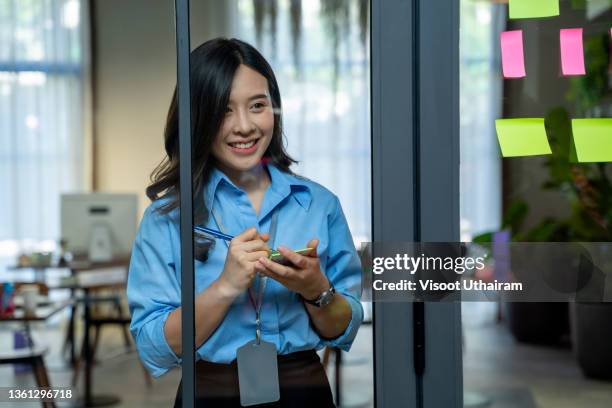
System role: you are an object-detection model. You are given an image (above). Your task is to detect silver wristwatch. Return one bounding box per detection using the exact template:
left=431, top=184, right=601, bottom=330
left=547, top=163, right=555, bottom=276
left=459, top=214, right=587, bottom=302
left=302, top=284, right=336, bottom=308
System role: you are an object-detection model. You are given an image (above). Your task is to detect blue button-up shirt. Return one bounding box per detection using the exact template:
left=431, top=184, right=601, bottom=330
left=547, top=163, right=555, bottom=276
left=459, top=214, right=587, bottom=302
left=127, top=164, right=364, bottom=377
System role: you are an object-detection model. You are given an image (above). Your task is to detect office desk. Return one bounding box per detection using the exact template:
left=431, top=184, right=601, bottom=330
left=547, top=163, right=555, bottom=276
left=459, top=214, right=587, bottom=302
left=4, top=261, right=129, bottom=407
left=0, top=300, right=73, bottom=408
left=59, top=263, right=128, bottom=408
left=1, top=299, right=73, bottom=322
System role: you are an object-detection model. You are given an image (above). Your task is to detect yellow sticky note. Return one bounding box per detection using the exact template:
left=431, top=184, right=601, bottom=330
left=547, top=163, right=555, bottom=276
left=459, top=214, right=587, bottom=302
left=495, top=119, right=552, bottom=157
left=571, top=119, right=612, bottom=163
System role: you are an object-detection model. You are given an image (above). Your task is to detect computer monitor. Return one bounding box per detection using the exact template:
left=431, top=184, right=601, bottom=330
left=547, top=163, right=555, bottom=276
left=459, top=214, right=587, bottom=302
left=60, top=193, right=139, bottom=261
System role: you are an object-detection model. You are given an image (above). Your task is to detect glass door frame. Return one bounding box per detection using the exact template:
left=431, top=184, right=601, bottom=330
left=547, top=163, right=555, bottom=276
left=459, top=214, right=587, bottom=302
left=173, top=0, right=463, bottom=406
left=371, top=0, right=462, bottom=407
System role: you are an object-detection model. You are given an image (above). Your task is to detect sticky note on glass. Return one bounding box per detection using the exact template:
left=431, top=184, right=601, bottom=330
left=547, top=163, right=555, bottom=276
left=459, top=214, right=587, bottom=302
left=495, top=119, right=552, bottom=157
left=509, top=0, right=559, bottom=19
left=501, top=30, right=526, bottom=78
left=560, top=28, right=586, bottom=76
left=571, top=119, right=612, bottom=162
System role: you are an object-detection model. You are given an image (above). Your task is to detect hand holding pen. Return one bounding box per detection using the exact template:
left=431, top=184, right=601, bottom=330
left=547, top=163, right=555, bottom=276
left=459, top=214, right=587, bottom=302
left=213, top=227, right=271, bottom=299
left=195, top=225, right=313, bottom=264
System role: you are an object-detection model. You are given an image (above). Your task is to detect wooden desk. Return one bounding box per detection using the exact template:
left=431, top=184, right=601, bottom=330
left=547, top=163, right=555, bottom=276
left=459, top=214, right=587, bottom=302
left=59, top=261, right=129, bottom=408
left=1, top=299, right=73, bottom=322
left=0, top=300, right=73, bottom=408
left=3, top=260, right=129, bottom=407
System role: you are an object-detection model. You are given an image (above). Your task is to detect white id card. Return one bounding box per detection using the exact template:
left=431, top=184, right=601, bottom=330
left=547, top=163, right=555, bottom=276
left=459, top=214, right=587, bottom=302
left=236, top=340, right=280, bottom=406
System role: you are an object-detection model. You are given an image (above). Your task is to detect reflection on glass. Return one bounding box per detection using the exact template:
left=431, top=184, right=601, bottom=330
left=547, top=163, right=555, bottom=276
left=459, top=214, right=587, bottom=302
left=0, top=1, right=373, bottom=406
left=237, top=0, right=371, bottom=245
left=461, top=0, right=612, bottom=407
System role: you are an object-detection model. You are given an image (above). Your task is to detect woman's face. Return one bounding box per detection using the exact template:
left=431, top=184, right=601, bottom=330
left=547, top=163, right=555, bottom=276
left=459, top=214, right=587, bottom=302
left=211, top=64, right=275, bottom=176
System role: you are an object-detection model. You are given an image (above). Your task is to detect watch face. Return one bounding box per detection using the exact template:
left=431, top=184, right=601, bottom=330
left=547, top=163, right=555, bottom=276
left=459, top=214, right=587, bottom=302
left=320, top=296, right=333, bottom=307
left=318, top=287, right=335, bottom=307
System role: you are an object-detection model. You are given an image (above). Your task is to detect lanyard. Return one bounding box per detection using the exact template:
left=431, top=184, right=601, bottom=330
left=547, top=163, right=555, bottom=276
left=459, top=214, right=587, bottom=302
left=211, top=204, right=279, bottom=344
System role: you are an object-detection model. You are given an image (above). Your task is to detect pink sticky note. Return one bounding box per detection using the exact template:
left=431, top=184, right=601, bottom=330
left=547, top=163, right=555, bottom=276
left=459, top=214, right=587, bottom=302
left=560, top=28, right=586, bottom=76
left=500, top=30, right=526, bottom=78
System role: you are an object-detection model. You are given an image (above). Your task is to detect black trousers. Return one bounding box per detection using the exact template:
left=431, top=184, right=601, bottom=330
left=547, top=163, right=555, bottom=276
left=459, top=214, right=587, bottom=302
left=173, top=350, right=335, bottom=408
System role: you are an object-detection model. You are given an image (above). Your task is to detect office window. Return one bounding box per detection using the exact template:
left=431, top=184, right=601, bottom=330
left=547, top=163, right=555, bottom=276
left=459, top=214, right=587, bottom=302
left=460, top=2, right=503, bottom=239
left=0, top=0, right=88, bottom=261
left=235, top=0, right=371, bottom=244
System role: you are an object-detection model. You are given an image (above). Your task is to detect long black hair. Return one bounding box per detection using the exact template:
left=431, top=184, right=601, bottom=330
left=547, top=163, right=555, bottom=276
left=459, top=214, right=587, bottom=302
left=146, top=38, right=296, bottom=260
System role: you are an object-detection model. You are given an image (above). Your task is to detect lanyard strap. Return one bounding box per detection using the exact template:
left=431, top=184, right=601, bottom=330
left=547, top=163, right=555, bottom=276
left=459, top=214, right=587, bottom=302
left=211, top=204, right=280, bottom=344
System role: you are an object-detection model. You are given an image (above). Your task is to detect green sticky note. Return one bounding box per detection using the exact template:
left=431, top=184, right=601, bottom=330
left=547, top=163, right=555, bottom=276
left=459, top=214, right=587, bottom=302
left=509, top=0, right=559, bottom=19
left=571, top=119, right=612, bottom=163
left=495, top=119, right=552, bottom=157
left=569, top=136, right=578, bottom=163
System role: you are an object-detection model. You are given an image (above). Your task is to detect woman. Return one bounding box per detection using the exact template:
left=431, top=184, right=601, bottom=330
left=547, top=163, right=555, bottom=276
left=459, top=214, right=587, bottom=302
left=127, top=38, right=363, bottom=407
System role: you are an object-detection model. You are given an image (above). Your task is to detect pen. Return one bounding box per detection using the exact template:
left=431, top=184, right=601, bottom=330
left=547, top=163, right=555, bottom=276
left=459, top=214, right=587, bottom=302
left=193, top=226, right=234, bottom=242
left=193, top=226, right=283, bottom=258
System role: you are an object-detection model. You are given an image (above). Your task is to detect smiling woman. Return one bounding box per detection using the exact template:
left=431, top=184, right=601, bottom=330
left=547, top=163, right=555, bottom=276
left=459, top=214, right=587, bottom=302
left=127, top=38, right=364, bottom=407
left=145, top=39, right=295, bottom=247
left=211, top=64, right=276, bottom=215
left=213, top=66, right=275, bottom=168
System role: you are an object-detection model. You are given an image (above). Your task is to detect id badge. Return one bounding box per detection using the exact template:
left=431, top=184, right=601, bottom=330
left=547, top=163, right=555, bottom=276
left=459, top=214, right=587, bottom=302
left=236, top=340, right=280, bottom=406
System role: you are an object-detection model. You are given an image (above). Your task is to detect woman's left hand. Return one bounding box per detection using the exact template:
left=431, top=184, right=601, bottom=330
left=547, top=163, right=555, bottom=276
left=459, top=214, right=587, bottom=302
left=256, top=239, right=330, bottom=300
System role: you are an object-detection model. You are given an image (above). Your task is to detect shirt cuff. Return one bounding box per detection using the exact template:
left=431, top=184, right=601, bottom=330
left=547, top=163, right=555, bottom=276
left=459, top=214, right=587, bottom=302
left=136, top=310, right=182, bottom=378
left=319, top=292, right=364, bottom=351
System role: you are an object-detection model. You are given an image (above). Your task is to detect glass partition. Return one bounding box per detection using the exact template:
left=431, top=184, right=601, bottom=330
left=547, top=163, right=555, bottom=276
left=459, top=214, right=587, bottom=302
left=0, top=0, right=374, bottom=406
left=460, top=1, right=612, bottom=407
left=183, top=1, right=373, bottom=405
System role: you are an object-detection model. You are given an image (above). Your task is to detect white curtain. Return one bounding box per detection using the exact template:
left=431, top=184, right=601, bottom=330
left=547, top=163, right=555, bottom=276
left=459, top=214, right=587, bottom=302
left=236, top=0, right=372, bottom=244
left=0, top=0, right=87, bottom=258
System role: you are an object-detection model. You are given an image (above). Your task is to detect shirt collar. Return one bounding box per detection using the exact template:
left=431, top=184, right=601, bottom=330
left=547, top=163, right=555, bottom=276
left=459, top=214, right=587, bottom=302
left=203, top=163, right=312, bottom=213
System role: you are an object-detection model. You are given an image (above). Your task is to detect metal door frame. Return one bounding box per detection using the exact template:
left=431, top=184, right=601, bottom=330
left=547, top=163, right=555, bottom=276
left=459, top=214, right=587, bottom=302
left=371, top=1, right=462, bottom=407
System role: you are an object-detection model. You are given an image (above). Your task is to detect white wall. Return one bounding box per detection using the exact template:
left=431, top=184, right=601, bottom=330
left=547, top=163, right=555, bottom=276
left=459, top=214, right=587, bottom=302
left=93, top=0, right=233, bottom=217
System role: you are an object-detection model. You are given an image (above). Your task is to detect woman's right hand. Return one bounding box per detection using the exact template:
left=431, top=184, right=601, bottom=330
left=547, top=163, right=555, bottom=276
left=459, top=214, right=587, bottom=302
left=216, top=227, right=271, bottom=299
